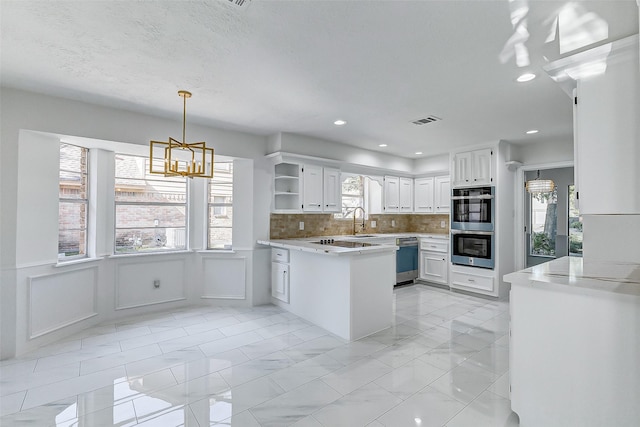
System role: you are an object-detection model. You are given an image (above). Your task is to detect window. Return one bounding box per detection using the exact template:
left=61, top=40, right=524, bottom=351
left=208, top=162, right=233, bottom=249
left=114, top=154, right=187, bottom=253
left=58, top=143, right=89, bottom=260
left=335, top=174, right=364, bottom=219
left=530, top=188, right=558, bottom=257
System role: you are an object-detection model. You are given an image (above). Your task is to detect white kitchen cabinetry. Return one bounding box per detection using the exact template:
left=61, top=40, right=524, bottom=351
left=271, top=248, right=289, bottom=303
left=273, top=162, right=301, bottom=212
left=450, top=264, right=495, bottom=296
left=452, top=149, right=493, bottom=187
left=383, top=176, right=400, bottom=213
left=434, top=176, right=450, bottom=213
left=419, top=237, right=448, bottom=285
left=414, top=175, right=450, bottom=214
left=414, top=177, right=435, bottom=213
left=384, top=176, right=413, bottom=213
left=399, top=177, right=413, bottom=212
left=322, top=167, right=341, bottom=213
left=302, top=164, right=323, bottom=212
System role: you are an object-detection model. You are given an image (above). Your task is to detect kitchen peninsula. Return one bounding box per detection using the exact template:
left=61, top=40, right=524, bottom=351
left=504, top=256, right=640, bottom=426
left=258, top=238, right=397, bottom=341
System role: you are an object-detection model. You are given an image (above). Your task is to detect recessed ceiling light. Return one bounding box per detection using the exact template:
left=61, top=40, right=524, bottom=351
left=526, top=129, right=539, bottom=134
left=333, top=119, right=347, bottom=126
left=415, top=151, right=423, bottom=155
left=379, top=144, right=388, bottom=147
left=517, top=73, right=536, bottom=83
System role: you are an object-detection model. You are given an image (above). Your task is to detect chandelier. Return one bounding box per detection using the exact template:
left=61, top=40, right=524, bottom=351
left=526, top=170, right=555, bottom=194
left=150, top=90, right=214, bottom=178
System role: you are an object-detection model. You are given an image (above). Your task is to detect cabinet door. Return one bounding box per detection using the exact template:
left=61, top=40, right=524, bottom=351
left=414, top=177, right=434, bottom=213
left=399, top=178, right=414, bottom=212
left=471, top=149, right=493, bottom=185
left=271, top=262, right=290, bottom=303
left=419, top=251, right=448, bottom=285
left=323, top=168, right=341, bottom=213
left=384, top=176, right=400, bottom=213
left=302, top=164, right=323, bottom=212
left=434, top=176, right=451, bottom=213
left=453, top=152, right=472, bottom=186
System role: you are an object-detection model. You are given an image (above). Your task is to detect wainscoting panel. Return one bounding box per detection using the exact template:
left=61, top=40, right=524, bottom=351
left=202, top=257, right=246, bottom=299
left=116, top=259, right=186, bottom=309
left=29, top=267, right=98, bottom=338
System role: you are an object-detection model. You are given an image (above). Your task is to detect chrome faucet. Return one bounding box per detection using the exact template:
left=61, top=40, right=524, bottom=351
left=352, top=207, right=366, bottom=235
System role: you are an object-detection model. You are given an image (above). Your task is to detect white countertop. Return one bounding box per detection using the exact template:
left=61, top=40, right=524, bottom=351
left=504, top=256, right=640, bottom=297
left=258, top=233, right=447, bottom=256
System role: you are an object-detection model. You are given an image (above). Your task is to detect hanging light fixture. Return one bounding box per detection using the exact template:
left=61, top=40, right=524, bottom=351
left=526, top=170, right=555, bottom=194
left=149, top=90, right=214, bottom=178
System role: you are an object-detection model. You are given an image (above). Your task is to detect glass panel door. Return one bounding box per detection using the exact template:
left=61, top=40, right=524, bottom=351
left=530, top=188, right=558, bottom=257
left=568, top=185, right=583, bottom=256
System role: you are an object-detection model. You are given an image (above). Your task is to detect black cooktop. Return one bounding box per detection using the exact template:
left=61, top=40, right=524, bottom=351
left=312, top=240, right=377, bottom=248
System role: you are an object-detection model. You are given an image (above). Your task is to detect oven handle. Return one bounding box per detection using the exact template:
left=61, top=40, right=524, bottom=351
left=450, top=230, right=494, bottom=236
left=451, top=195, right=494, bottom=200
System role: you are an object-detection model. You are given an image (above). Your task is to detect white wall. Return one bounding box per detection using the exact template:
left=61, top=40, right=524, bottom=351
left=511, top=138, right=574, bottom=166
left=278, top=132, right=415, bottom=174
left=413, top=153, right=450, bottom=175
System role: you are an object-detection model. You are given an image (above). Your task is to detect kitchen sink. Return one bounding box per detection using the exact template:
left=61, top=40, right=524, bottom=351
left=350, top=235, right=376, bottom=238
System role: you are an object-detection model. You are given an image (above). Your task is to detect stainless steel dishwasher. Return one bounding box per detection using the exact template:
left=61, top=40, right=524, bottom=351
left=396, top=237, right=418, bottom=285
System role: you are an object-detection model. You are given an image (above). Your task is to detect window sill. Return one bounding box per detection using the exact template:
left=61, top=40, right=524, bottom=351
left=55, top=257, right=104, bottom=268
left=108, top=250, right=193, bottom=259
left=197, top=249, right=236, bottom=254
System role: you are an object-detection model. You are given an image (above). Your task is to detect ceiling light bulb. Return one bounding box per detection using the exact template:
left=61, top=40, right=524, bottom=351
left=526, top=129, right=539, bottom=134
left=379, top=144, right=388, bottom=147
left=517, top=73, right=536, bottom=82
left=415, top=152, right=423, bottom=155
left=334, top=119, right=347, bottom=126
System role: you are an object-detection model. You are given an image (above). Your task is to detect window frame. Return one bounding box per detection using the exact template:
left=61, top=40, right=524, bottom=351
left=334, top=173, right=365, bottom=219
left=207, top=161, right=234, bottom=250
left=58, top=142, right=89, bottom=261
left=114, top=153, right=188, bottom=254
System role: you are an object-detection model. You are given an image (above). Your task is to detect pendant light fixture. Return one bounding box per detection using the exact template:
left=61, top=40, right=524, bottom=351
left=150, top=90, right=214, bottom=178
left=526, top=170, right=555, bottom=194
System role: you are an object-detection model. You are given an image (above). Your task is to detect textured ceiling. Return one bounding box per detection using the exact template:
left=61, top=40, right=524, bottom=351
left=1, top=0, right=638, bottom=158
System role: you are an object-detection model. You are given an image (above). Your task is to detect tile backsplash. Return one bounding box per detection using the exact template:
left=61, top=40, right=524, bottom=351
left=270, top=213, right=449, bottom=239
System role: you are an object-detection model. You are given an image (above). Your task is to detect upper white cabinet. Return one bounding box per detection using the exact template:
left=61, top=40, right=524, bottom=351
left=273, top=162, right=301, bottom=212
left=399, top=178, right=414, bottom=212
left=384, top=176, right=413, bottom=213
left=452, top=148, right=493, bottom=187
left=434, top=176, right=450, bottom=213
left=302, top=164, right=323, bottom=212
left=383, top=176, right=400, bottom=213
left=272, top=159, right=341, bottom=213
left=322, top=167, right=341, bottom=213
left=414, top=175, right=450, bottom=214
left=302, top=164, right=341, bottom=213
left=414, top=177, right=435, bottom=213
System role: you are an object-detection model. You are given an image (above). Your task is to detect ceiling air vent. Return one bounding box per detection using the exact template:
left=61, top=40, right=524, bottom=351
left=411, top=115, right=441, bottom=125
left=228, top=0, right=251, bottom=7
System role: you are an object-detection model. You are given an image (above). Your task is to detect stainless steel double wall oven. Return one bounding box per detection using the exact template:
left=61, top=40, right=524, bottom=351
left=450, top=186, right=495, bottom=269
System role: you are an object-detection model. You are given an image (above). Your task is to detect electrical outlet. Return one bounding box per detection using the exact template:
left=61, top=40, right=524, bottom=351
left=153, top=280, right=160, bottom=288
left=440, top=221, right=446, bottom=228
left=391, top=220, right=396, bottom=227
left=299, top=221, right=304, bottom=230
left=370, top=220, right=376, bottom=228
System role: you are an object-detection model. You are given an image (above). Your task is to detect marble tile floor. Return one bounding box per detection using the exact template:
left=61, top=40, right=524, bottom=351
left=0, top=285, right=519, bottom=426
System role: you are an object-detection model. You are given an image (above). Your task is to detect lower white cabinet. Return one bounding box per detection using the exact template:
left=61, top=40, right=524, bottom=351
left=418, top=237, right=449, bottom=285
left=271, top=248, right=290, bottom=303
left=450, top=265, right=495, bottom=295
left=419, top=252, right=448, bottom=284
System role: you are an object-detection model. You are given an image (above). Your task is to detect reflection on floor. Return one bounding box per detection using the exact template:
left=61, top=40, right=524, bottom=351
left=0, top=285, right=519, bottom=426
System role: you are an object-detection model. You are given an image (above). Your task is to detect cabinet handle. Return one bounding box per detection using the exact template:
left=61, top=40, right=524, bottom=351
left=468, top=278, right=475, bottom=282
